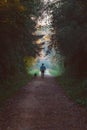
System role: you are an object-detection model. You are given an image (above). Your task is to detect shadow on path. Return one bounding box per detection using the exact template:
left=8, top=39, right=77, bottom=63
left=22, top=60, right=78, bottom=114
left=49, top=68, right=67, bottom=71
left=0, top=76, right=87, bottom=130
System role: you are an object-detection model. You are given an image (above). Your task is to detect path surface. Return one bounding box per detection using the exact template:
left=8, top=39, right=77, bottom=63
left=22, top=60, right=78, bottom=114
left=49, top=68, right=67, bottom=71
left=0, top=76, right=87, bottom=130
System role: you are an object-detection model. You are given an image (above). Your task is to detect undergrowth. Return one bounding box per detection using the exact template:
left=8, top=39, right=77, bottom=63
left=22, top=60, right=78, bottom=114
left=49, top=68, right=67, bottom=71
left=0, top=72, right=32, bottom=108
left=57, top=75, right=87, bottom=106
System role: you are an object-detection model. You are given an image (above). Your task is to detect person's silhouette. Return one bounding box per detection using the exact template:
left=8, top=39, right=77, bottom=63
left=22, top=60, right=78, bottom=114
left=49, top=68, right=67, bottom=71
left=40, top=63, right=46, bottom=78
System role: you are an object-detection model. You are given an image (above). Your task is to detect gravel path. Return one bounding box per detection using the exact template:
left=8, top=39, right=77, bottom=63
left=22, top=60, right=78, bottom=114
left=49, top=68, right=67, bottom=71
left=0, top=76, right=87, bottom=130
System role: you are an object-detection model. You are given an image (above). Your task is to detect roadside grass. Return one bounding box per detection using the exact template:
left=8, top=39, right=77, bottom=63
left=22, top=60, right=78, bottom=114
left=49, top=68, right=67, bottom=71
left=57, top=76, right=87, bottom=106
left=49, top=69, right=59, bottom=76
left=0, top=73, right=32, bottom=108
left=29, top=69, right=39, bottom=76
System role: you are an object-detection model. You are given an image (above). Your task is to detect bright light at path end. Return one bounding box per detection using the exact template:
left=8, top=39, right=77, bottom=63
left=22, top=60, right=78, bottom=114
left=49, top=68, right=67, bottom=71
left=39, top=69, right=52, bottom=76
left=45, top=69, right=51, bottom=75
left=44, top=0, right=53, bottom=3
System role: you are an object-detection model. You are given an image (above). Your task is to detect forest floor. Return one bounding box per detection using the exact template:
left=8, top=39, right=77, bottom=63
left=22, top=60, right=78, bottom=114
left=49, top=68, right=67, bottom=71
left=0, top=76, right=87, bottom=130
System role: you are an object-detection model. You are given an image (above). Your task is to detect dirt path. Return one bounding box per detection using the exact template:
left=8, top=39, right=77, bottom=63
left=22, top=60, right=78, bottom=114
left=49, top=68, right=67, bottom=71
left=0, top=76, right=87, bottom=130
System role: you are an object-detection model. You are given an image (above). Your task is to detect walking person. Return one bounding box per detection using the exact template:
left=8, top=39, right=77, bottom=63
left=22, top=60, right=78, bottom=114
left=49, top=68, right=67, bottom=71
left=40, top=63, right=46, bottom=78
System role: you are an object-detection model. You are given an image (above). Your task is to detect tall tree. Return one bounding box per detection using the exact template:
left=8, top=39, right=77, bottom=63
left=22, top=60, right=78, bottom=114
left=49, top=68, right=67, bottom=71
left=51, top=0, right=87, bottom=78
left=0, top=0, right=43, bottom=79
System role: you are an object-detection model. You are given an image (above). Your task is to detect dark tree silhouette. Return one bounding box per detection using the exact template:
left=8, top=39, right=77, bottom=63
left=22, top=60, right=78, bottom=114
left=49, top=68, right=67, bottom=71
left=51, top=0, right=87, bottom=78
left=0, top=0, right=43, bottom=80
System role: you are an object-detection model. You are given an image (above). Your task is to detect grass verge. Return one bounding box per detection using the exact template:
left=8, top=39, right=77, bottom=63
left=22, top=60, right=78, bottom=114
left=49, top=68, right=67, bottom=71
left=0, top=73, right=32, bottom=108
left=49, top=69, right=59, bottom=76
left=57, top=76, right=87, bottom=106
left=29, top=69, right=39, bottom=76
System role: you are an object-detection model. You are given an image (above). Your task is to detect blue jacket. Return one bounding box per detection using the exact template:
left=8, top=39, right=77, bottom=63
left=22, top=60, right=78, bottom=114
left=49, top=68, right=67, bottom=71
left=40, top=65, right=46, bottom=71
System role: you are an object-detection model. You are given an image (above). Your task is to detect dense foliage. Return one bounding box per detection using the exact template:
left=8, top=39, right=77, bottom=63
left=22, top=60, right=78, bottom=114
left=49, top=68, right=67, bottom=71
left=52, top=0, right=87, bottom=78
left=0, top=0, right=43, bottom=80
